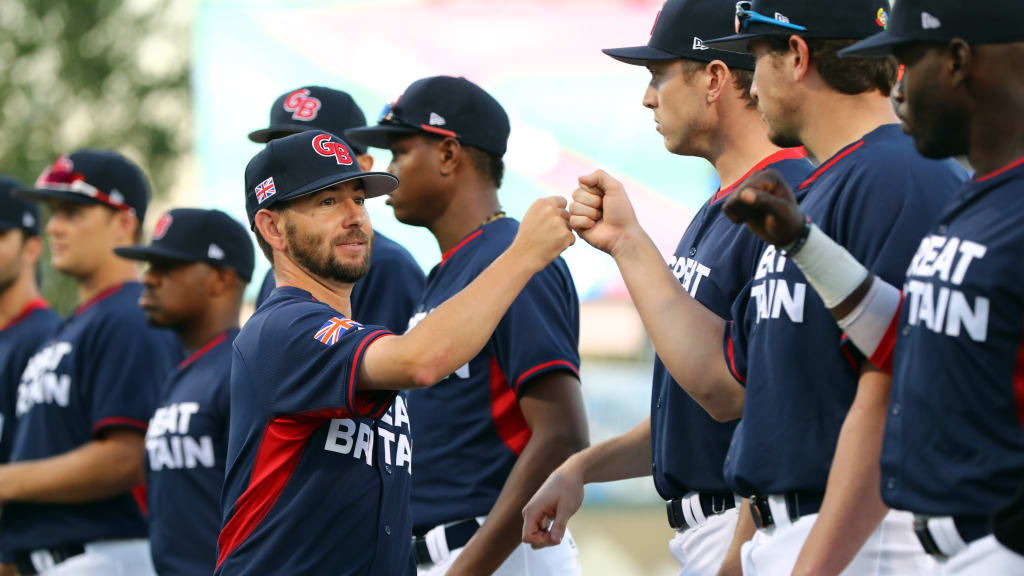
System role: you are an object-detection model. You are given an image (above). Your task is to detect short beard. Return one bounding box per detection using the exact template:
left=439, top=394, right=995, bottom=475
left=285, top=221, right=371, bottom=283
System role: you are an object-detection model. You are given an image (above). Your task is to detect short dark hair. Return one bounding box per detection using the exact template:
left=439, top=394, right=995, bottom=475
left=731, top=69, right=757, bottom=109
left=764, top=37, right=898, bottom=96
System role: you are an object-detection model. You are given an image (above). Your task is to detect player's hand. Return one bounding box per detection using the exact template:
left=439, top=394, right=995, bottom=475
left=722, top=169, right=805, bottom=247
left=570, top=170, right=643, bottom=257
left=512, top=196, right=575, bottom=272
left=521, top=464, right=583, bottom=549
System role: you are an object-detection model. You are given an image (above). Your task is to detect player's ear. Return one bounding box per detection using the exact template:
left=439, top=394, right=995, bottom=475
left=113, top=209, right=140, bottom=245
left=705, top=60, right=729, bottom=105
left=437, top=137, right=461, bottom=177
left=356, top=154, right=374, bottom=172
left=254, top=209, right=288, bottom=255
left=208, top=265, right=237, bottom=297
left=789, top=35, right=811, bottom=83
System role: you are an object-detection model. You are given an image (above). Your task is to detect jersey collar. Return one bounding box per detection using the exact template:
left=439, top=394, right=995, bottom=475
left=179, top=330, right=234, bottom=370
left=0, top=297, right=50, bottom=331
left=73, top=282, right=127, bottom=317
left=712, top=147, right=808, bottom=203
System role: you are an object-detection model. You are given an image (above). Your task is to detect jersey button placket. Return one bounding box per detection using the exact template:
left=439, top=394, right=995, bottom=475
left=689, top=246, right=697, bottom=257
left=384, top=525, right=392, bottom=536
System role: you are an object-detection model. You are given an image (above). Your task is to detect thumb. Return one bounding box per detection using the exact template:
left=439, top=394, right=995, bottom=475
left=547, top=500, right=573, bottom=545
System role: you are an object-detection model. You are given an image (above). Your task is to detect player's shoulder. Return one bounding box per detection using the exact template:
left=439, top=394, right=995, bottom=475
left=766, top=150, right=814, bottom=187
left=239, top=287, right=380, bottom=352
left=854, top=124, right=966, bottom=180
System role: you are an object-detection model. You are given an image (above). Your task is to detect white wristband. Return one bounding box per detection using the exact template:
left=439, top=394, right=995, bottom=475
left=836, top=278, right=902, bottom=359
left=790, top=224, right=869, bottom=309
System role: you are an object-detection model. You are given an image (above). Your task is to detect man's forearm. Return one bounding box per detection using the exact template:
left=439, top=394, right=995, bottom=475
left=573, top=417, right=652, bottom=484
left=612, top=229, right=744, bottom=420
left=0, top=431, right=144, bottom=504
left=448, top=428, right=586, bottom=575
left=361, top=243, right=545, bottom=390
left=792, top=369, right=892, bottom=576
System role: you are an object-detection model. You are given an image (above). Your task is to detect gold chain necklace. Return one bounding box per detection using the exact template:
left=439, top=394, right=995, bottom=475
left=482, top=209, right=506, bottom=226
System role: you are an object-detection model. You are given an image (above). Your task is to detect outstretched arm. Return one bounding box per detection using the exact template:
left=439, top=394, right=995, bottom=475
left=722, top=170, right=903, bottom=371
left=569, top=170, right=744, bottom=421
left=522, top=416, right=653, bottom=548
left=359, top=197, right=575, bottom=390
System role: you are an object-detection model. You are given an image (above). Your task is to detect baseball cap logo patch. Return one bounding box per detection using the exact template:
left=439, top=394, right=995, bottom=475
left=921, top=11, right=941, bottom=30
left=428, top=112, right=446, bottom=126
left=22, top=212, right=35, bottom=229
left=283, top=88, right=322, bottom=121
left=693, top=37, right=708, bottom=50
left=876, top=8, right=889, bottom=29
left=152, top=213, right=173, bottom=240
left=312, top=134, right=354, bottom=166
left=208, top=243, right=225, bottom=260
left=255, top=177, right=277, bottom=204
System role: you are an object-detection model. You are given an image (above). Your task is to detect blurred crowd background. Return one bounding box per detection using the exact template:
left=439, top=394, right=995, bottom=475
left=0, top=1, right=733, bottom=573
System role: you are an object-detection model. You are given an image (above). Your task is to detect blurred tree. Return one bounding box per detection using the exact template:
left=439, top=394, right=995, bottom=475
left=0, top=0, right=191, bottom=314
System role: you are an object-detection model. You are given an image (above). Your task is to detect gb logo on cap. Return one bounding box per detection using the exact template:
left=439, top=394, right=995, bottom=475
left=312, top=134, right=354, bottom=166
left=153, top=213, right=173, bottom=240
left=284, top=88, right=322, bottom=121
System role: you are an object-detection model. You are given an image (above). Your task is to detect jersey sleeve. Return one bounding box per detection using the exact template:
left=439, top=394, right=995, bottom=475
left=489, top=259, right=580, bottom=396
left=723, top=281, right=756, bottom=386
left=350, top=254, right=426, bottom=334
left=261, top=309, right=395, bottom=419
left=828, top=166, right=945, bottom=366
left=86, top=317, right=178, bottom=436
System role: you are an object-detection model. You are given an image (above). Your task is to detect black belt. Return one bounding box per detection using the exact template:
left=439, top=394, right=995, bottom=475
left=12, top=544, right=86, bottom=575
left=666, top=492, right=736, bottom=530
left=913, top=515, right=990, bottom=558
left=412, top=519, right=480, bottom=566
left=749, top=492, right=824, bottom=529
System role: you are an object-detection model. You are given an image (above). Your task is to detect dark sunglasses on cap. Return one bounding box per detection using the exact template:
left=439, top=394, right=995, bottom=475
left=734, top=1, right=808, bottom=34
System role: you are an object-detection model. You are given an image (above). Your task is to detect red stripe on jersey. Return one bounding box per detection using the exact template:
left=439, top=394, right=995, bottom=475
left=489, top=358, right=531, bottom=455
left=132, top=483, right=148, bottom=517
left=92, top=417, right=148, bottom=434
left=1014, top=316, right=1024, bottom=429
left=349, top=330, right=394, bottom=418
left=179, top=332, right=229, bottom=370
left=726, top=329, right=746, bottom=385
left=869, top=293, right=905, bottom=375
left=840, top=339, right=860, bottom=373
left=711, top=147, right=808, bottom=203
left=975, top=157, right=1024, bottom=183
left=1, top=297, right=49, bottom=331
left=441, top=229, right=483, bottom=266
left=798, top=140, right=866, bottom=190
left=216, top=415, right=333, bottom=569
left=514, top=360, right=578, bottom=390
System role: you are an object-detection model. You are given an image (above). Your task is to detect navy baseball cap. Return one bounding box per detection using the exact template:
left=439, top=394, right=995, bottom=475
left=244, top=130, right=398, bottom=228
left=15, top=150, right=151, bottom=222
left=602, top=0, right=754, bottom=70
left=345, top=76, right=511, bottom=157
left=841, top=0, right=1024, bottom=58
left=0, top=176, right=40, bottom=236
left=115, top=208, right=255, bottom=282
left=248, top=86, right=370, bottom=154
left=705, top=0, right=891, bottom=53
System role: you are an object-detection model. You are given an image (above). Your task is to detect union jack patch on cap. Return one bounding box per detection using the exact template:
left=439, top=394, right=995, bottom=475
left=314, top=316, right=361, bottom=346
left=255, top=177, right=276, bottom=204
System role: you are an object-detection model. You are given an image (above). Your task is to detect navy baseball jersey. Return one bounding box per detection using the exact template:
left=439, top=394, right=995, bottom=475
left=256, top=230, right=425, bottom=333
left=147, top=329, right=237, bottom=576
left=722, top=125, right=967, bottom=496
left=652, top=149, right=813, bottom=499
left=406, top=217, right=580, bottom=533
left=0, top=299, right=60, bottom=463
left=882, top=158, right=1024, bottom=518
left=0, top=283, right=181, bottom=553
left=217, top=287, right=413, bottom=575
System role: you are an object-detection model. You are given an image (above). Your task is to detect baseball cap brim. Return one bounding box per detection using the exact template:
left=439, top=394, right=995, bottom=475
left=284, top=170, right=399, bottom=205
left=838, top=31, right=909, bottom=58
left=13, top=187, right=107, bottom=207
left=702, top=32, right=766, bottom=54
left=344, top=125, right=422, bottom=151
left=602, top=45, right=683, bottom=66
left=249, top=125, right=368, bottom=154
left=114, top=244, right=201, bottom=264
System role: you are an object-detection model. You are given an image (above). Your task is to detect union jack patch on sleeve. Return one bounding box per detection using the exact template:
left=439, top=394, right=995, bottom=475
left=313, top=316, right=361, bottom=346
